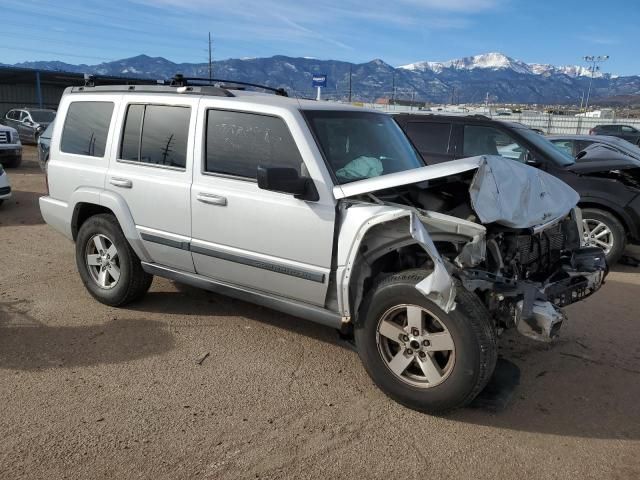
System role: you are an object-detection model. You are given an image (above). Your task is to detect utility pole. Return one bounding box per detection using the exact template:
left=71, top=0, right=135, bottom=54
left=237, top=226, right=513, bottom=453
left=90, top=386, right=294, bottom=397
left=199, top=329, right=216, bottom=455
left=208, top=32, right=213, bottom=83
left=583, top=55, right=609, bottom=112
left=348, top=64, right=352, bottom=103
left=391, top=71, right=396, bottom=104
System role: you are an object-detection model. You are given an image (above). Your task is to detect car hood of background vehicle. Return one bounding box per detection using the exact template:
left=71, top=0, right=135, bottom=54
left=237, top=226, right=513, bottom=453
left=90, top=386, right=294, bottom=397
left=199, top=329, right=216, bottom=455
left=570, top=144, right=640, bottom=174
left=335, top=155, right=580, bottom=229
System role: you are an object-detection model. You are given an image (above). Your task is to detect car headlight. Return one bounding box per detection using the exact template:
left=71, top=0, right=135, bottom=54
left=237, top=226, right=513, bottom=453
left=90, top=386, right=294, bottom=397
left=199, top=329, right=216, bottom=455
left=10, top=131, right=20, bottom=144
left=0, top=163, right=4, bottom=173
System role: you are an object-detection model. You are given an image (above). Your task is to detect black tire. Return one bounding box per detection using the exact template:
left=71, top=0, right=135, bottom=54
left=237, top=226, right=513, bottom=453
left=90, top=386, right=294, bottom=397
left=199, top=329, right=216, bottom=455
left=581, top=208, right=626, bottom=266
left=75, top=213, right=153, bottom=306
left=2, top=155, right=22, bottom=168
left=0, top=199, right=4, bottom=207
left=355, top=269, right=497, bottom=414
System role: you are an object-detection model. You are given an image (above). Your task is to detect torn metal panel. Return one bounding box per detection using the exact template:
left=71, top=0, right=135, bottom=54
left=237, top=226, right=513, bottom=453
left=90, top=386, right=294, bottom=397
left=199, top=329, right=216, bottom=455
left=515, top=300, right=566, bottom=342
left=409, top=214, right=457, bottom=312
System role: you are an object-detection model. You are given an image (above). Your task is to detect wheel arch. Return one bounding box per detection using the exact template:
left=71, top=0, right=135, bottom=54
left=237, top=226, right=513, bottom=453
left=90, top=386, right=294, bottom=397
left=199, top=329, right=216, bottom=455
left=69, top=188, right=152, bottom=262
left=337, top=207, right=480, bottom=323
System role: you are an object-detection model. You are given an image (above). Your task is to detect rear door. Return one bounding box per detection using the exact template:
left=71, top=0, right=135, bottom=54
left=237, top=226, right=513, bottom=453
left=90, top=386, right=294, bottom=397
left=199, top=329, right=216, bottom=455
left=399, top=120, right=454, bottom=164
left=105, top=95, right=198, bottom=273
left=189, top=103, right=335, bottom=306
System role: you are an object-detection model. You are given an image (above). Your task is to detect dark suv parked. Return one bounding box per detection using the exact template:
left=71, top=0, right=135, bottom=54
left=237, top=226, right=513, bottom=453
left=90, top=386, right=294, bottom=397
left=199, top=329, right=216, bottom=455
left=395, top=114, right=640, bottom=264
left=589, top=124, right=640, bottom=145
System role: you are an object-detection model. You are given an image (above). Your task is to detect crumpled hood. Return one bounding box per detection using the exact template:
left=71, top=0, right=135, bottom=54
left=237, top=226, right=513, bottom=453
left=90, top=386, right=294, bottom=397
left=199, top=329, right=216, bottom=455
left=469, top=156, right=579, bottom=228
left=335, top=155, right=580, bottom=229
left=569, top=144, right=640, bottom=174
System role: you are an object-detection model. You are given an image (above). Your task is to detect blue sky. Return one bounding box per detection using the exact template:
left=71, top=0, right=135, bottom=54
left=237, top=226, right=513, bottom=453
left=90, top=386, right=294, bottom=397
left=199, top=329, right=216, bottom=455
left=1, top=0, right=639, bottom=75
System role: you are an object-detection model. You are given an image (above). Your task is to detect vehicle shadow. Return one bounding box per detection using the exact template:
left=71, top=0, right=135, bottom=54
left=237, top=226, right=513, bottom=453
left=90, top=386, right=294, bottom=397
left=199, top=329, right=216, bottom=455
left=0, top=190, right=45, bottom=226
left=131, top=281, right=344, bottom=349
left=0, top=300, right=175, bottom=371
left=136, top=279, right=640, bottom=440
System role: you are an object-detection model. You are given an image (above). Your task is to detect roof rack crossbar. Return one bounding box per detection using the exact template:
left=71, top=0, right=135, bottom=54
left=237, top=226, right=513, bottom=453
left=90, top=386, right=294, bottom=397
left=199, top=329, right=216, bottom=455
left=171, top=75, right=288, bottom=97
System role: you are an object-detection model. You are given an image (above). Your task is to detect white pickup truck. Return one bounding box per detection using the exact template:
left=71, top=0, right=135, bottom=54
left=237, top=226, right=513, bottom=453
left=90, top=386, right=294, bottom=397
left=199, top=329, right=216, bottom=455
left=39, top=81, right=606, bottom=412
left=0, top=123, right=22, bottom=168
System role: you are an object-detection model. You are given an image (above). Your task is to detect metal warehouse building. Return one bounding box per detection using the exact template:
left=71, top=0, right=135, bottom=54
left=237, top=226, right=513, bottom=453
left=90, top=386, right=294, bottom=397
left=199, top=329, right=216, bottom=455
left=0, top=66, right=157, bottom=116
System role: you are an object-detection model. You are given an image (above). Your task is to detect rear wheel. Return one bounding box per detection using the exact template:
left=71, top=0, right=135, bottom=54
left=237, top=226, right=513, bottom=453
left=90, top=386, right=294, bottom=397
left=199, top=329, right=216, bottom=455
left=355, top=270, right=497, bottom=414
left=581, top=208, right=626, bottom=265
left=76, top=214, right=153, bottom=306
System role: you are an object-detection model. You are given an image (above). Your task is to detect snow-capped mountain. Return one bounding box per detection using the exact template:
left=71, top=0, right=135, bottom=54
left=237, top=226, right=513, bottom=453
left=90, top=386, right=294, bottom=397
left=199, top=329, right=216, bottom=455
left=400, top=52, right=605, bottom=78
left=8, top=52, right=638, bottom=104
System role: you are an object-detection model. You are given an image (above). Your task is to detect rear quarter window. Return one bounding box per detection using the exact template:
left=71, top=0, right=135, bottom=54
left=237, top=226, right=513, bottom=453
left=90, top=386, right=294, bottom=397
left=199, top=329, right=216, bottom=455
left=60, top=101, right=114, bottom=157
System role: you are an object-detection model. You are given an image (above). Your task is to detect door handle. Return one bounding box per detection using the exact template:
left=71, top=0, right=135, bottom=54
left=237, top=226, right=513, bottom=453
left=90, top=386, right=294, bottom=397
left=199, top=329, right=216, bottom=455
left=196, top=192, right=227, bottom=206
left=109, top=177, right=133, bottom=188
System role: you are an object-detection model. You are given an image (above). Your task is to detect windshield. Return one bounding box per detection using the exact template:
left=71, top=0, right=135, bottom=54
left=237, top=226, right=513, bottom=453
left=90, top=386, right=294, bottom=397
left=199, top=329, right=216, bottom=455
left=30, top=110, right=56, bottom=123
left=517, top=127, right=575, bottom=166
left=304, top=110, right=424, bottom=184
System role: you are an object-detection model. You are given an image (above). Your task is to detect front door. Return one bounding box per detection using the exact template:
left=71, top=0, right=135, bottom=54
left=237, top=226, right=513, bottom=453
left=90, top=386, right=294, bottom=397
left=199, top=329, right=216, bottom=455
left=190, top=106, right=335, bottom=306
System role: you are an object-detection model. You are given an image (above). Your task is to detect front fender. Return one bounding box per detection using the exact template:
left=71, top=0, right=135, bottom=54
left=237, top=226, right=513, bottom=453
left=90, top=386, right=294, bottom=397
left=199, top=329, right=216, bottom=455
left=336, top=203, right=483, bottom=319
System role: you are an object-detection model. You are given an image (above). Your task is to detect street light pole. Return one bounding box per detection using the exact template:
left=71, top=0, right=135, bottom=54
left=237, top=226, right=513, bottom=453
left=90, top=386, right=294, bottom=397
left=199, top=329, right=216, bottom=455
left=583, top=55, right=609, bottom=112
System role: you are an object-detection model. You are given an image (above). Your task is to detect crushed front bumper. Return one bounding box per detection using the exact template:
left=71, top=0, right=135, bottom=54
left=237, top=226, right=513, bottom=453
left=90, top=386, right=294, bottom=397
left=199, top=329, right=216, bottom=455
left=460, top=247, right=607, bottom=341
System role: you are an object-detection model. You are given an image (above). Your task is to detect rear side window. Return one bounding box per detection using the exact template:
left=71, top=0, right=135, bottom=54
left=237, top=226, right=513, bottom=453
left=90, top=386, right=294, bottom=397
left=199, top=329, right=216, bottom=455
left=463, top=125, right=528, bottom=161
left=403, top=122, right=451, bottom=154
left=205, top=110, right=302, bottom=179
left=60, top=101, right=114, bottom=157
left=119, top=104, right=190, bottom=169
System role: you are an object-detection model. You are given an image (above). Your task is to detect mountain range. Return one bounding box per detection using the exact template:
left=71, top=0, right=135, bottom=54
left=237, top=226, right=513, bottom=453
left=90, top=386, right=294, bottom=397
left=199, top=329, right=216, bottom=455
left=6, top=52, right=640, bottom=105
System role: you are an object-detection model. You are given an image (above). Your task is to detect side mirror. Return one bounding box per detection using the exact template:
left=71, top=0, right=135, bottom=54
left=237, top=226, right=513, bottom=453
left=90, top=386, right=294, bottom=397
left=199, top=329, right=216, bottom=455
left=257, top=166, right=319, bottom=201
left=524, top=152, right=541, bottom=167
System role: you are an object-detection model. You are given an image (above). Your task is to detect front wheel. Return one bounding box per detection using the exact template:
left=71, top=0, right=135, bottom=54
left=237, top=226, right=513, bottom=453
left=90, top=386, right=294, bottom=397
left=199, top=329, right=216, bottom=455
left=581, top=208, right=626, bottom=266
left=355, top=270, right=497, bottom=414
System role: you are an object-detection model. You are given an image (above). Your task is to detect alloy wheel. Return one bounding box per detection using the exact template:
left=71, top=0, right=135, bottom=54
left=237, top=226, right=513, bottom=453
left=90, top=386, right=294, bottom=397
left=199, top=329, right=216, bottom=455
left=582, top=218, right=614, bottom=254
left=376, top=304, right=456, bottom=388
left=86, top=234, right=121, bottom=289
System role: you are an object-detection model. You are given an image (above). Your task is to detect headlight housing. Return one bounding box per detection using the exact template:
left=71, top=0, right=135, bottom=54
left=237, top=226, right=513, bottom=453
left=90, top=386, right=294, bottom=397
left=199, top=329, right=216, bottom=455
left=10, top=131, right=20, bottom=144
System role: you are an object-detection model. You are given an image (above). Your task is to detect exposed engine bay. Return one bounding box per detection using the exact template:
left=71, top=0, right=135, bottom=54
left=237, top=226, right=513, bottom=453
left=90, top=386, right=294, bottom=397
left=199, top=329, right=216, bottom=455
left=340, top=160, right=607, bottom=343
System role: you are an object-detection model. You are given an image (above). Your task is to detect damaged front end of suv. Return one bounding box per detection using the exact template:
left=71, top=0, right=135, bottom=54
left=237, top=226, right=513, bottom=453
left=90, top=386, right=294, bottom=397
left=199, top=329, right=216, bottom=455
left=336, top=155, right=607, bottom=343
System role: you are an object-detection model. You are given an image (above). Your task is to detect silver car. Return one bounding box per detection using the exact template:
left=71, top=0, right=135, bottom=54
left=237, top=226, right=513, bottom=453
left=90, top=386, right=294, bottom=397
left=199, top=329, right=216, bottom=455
left=39, top=83, right=607, bottom=413
left=3, top=108, right=56, bottom=144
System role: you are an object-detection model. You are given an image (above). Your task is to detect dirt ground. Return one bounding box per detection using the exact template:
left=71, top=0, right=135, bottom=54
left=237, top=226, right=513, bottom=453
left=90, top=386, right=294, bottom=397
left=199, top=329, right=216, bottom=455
left=1, top=147, right=639, bottom=480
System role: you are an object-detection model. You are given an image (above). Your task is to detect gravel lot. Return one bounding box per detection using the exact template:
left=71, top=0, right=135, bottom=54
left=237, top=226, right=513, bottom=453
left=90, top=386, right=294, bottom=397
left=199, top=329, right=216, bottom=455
left=1, top=147, right=639, bottom=480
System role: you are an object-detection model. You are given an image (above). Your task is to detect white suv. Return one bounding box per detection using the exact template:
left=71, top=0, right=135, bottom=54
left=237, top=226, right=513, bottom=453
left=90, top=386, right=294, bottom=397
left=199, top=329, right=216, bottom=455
left=40, top=82, right=606, bottom=412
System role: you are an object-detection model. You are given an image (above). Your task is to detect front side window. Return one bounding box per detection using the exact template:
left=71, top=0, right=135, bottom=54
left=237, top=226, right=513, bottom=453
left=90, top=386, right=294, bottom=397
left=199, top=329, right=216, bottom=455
left=60, top=101, right=114, bottom=157
left=205, top=110, right=303, bottom=179
left=304, top=110, right=424, bottom=184
left=550, top=139, right=574, bottom=156
left=119, top=104, right=190, bottom=168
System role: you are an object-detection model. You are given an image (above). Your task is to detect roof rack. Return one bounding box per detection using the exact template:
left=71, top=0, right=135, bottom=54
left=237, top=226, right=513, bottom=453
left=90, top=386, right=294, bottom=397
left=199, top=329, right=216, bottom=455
left=171, top=74, right=288, bottom=97
left=68, top=83, right=235, bottom=97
